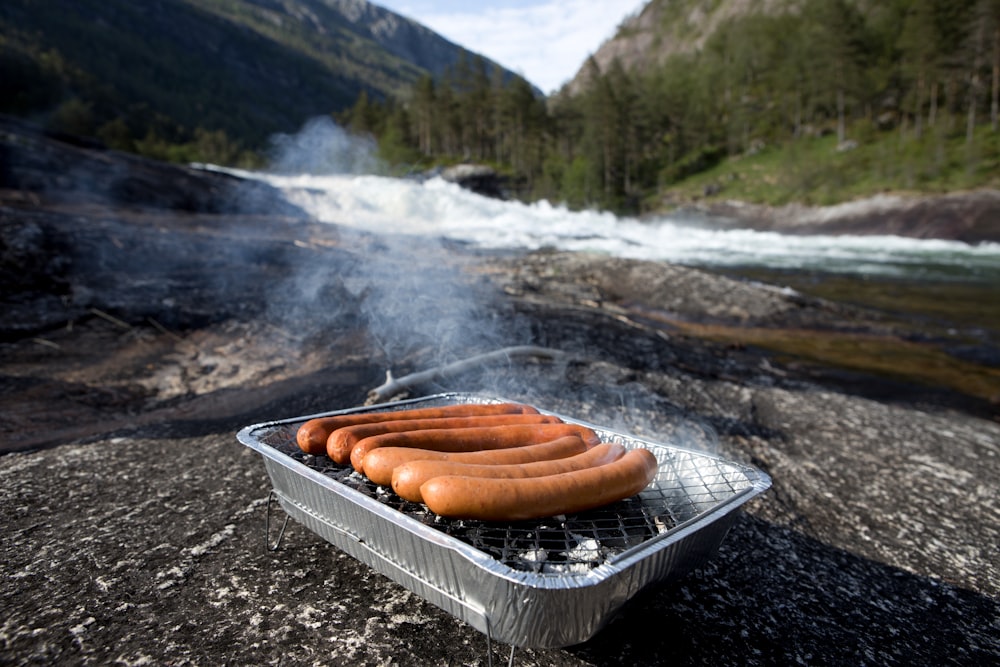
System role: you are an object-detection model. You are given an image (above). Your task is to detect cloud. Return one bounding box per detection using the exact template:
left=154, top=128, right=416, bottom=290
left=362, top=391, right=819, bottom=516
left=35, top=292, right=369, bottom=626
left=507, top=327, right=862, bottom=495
left=379, top=0, right=645, bottom=94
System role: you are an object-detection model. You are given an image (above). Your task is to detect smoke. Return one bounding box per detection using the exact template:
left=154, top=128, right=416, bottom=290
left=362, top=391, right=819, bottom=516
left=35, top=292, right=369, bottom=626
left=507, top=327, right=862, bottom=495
left=610, top=381, right=719, bottom=454
left=352, top=235, right=517, bottom=363
left=267, top=116, right=383, bottom=176
left=257, top=117, right=533, bottom=369
left=252, top=116, right=717, bottom=453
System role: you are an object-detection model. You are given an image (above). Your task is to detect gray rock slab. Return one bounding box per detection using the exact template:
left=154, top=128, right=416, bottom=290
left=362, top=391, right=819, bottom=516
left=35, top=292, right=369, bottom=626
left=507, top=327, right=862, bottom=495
left=2, top=386, right=998, bottom=665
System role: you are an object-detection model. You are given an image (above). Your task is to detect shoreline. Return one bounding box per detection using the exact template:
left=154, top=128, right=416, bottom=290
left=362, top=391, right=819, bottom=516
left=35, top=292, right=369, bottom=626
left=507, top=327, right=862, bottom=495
left=672, top=188, right=1000, bottom=244
left=706, top=264, right=1000, bottom=416
left=711, top=265, right=1000, bottom=337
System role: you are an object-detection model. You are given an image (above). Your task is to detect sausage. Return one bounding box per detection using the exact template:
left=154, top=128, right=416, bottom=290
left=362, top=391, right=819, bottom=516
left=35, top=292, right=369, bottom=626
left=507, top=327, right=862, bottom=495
left=362, top=434, right=590, bottom=487
left=295, top=402, right=538, bottom=456
left=326, top=413, right=562, bottom=464
left=350, top=423, right=602, bottom=474
left=420, top=447, right=659, bottom=521
left=392, top=442, right=626, bottom=503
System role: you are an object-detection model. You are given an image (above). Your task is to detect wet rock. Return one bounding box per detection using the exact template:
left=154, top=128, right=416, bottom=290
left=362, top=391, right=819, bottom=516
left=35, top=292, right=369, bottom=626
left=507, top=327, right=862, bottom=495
left=440, top=163, right=510, bottom=199
left=0, top=114, right=301, bottom=216
left=692, top=190, right=1000, bottom=243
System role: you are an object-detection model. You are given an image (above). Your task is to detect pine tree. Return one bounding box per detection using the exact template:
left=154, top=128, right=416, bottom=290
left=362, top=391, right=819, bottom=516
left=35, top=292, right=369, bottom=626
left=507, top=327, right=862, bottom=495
left=803, top=0, right=869, bottom=145
left=411, top=75, right=436, bottom=155
left=898, top=0, right=941, bottom=138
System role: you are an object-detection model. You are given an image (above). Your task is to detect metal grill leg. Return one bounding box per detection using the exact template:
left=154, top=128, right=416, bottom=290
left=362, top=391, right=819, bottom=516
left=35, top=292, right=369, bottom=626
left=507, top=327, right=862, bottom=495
left=265, top=490, right=290, bottom=551
left=483, top=619, right=517, bottom=667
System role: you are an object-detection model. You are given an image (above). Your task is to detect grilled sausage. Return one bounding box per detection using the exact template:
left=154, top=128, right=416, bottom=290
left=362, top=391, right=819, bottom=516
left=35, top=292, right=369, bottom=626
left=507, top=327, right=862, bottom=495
left=362, top=435, right=590, bottom=487
left=392, top=442, right=626, bottom=503
left=420, top=447, right=659, bottom=521
left=295, top=402, right=538, bottom=456
left=350, top=423, right=602, bottom=473
left=326, top=413, right=562, bottom=464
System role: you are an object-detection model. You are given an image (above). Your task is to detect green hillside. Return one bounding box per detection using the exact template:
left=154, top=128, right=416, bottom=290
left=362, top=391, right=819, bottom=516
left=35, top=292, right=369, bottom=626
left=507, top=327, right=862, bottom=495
left=0, top=0, right=519, bottom=164
left=341, top=0, right=1000, bottom=213
left=5, top=0, right=998, bottom=212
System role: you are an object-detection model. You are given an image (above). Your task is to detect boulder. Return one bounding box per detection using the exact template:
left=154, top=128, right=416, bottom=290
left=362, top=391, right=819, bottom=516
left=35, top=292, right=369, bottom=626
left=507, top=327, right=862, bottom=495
left=440, top=163, right=509, bottom=199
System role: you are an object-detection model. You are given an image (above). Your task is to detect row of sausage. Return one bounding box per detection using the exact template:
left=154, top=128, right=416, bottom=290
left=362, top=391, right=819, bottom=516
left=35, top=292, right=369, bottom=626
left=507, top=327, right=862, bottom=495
left=295, top=402, right=657, bottom=521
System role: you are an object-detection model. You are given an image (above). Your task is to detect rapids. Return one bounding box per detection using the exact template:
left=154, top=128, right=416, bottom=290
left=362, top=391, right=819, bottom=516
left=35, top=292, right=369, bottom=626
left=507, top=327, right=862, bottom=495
left=232, top=169, right=1000, bottom=282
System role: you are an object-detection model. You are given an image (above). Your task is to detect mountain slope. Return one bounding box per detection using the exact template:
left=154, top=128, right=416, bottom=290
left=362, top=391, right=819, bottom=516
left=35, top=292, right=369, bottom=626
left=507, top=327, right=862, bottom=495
left=0, top=0, right=524, bottom=153
left=563, top=0, right=794, bottom=96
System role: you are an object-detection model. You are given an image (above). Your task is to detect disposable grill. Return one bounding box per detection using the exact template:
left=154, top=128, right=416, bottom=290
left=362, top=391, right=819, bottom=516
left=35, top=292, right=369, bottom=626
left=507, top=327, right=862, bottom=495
left=238, top=393, right=771, bottom=649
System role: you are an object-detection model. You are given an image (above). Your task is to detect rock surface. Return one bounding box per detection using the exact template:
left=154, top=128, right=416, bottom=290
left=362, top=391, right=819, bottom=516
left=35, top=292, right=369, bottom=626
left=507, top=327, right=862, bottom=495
left=437, top=163, right=519, bottom=200
left=1, top=118, right=998, bottom=665
left=688, top=190, right=1000, bottom=243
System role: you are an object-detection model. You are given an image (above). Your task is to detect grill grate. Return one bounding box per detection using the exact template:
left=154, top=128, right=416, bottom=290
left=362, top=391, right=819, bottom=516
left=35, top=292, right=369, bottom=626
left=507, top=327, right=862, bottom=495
left=258, top=422, right=753, bottom=575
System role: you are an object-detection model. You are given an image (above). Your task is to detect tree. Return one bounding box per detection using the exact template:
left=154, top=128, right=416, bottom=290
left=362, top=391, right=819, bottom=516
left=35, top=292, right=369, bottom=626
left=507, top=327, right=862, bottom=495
left=975, top=0, right=1000, bottom=131
left=97, top=117, right=134, bottom=152
left=377, top=104, right=419, bottom=167
left=577, top=57, right=628, bottom=207
left=899, top=0, right=941, bottom=138
left=410, top=74, right=436, bottom=154
left=346, top=89, right=381, bottom=137
left=495, top=75, right=546, bottom=179
left=967, top=1, right=991, bottom=143
left=803, top=0, right=869, bottom=145
left=49, top=97, right=95, bottom=137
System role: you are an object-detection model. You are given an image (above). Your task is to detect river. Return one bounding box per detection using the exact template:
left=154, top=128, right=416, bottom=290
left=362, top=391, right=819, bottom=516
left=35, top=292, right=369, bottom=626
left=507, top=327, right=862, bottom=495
left=218, top=169, right=1000, bottom=284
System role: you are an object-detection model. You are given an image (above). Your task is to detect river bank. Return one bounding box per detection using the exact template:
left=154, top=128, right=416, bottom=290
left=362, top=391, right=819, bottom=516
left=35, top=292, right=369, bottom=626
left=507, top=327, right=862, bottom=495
left=682, top=189, right=1000, bottom=244
left=707, top=265, right=1000, bottom=412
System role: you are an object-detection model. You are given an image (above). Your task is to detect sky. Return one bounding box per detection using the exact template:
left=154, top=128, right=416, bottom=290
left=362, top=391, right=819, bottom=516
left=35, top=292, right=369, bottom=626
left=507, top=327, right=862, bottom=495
left=372, top=0, right=647, bottom=95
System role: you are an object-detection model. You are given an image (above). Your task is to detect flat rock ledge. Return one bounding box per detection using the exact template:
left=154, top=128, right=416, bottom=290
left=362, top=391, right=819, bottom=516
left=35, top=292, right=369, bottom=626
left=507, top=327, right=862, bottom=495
left=1, top=119, right=998, bottom=665
left=2, top=383, right=998, bottom=665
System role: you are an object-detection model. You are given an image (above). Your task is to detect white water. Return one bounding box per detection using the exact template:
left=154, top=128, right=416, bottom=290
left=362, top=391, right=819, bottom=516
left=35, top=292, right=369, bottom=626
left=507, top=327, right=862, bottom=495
left=209, top=161, right=1000, bottom=281
left=201, top=117, right=1000, bottom=281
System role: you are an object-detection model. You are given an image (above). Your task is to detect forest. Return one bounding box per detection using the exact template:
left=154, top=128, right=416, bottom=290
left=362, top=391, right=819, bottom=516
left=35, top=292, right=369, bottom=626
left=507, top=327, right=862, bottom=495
left=342, top=0, right=1000, bottom=212
left=0, top=0, right=488, bottom=167
left=5, top=0, right=999, bottom=212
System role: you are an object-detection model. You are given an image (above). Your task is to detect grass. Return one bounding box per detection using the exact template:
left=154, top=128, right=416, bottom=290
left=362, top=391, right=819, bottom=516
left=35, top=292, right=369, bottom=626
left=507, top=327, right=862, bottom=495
left=659, top=121, right=1000, bottom=208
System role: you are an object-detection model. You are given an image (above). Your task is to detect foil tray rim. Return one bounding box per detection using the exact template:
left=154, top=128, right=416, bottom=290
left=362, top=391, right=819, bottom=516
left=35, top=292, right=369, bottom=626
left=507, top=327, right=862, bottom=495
left=236, top=391, right=771, bottom=588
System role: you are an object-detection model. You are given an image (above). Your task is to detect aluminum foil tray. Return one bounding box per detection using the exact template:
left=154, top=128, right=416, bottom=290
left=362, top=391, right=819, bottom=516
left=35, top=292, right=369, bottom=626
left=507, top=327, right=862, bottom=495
left=236, top=392, right=771, bottom=648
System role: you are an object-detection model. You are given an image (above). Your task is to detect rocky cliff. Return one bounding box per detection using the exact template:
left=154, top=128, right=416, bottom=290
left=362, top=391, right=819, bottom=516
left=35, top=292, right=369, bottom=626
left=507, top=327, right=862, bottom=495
left=562, top=0, right=795, bottom=96
left=326, top=0, right=523, bottom=83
